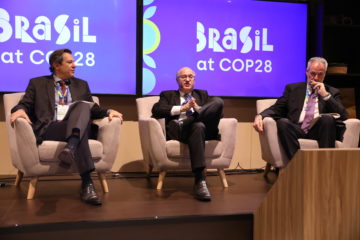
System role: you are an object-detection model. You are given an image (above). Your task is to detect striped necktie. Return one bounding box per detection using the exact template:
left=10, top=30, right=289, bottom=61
left=182, top=94, right=193, bottom=116
left=301, top=91, right=317, bottom=133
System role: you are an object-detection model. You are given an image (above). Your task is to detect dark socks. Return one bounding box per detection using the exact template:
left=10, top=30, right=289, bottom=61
left=80, top=172, right=93, bottom=188
left=194, top=167, right=205, bottom=183
left=67, top=128, right=80, bottom=151
left=67, top=133, right=80, bottom=151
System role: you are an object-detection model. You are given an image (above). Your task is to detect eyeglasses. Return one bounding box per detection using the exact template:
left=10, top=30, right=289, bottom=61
left=309, top=71, right=325, bottom=78
left=178, top=74, right=195, bottom=80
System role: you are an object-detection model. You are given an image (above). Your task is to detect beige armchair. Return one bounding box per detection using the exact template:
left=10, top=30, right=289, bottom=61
left=4, top=92, right=121, bottom=199
left=136, top=96, right=237, bottom=190
left=257, top=99, right=360, bottom=174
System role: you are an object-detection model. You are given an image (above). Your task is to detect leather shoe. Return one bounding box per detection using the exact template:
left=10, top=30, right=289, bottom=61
left=58, top=144, right=75, bottom=169
left=194, top=180, right=211, bottom=201
left=80, top=183, right=102, bottom=206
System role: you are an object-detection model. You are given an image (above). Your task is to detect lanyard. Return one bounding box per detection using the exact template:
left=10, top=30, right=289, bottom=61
left=54, top=81, right=69, bottom=105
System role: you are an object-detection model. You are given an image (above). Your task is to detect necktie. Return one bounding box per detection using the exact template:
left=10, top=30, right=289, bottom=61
left=58, top=80, right=68, bottom=105
left=301, top=91, right=317, bottom=133
left=182, top=94, right=193, bottom=116
left=59, top=80, right=66, bottom=95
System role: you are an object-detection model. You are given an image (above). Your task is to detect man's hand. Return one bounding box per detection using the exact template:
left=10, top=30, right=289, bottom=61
left=108, top=109, right=123, bottom=123
left=180, top=97, right=196, bottom=112
left=10, top=109, right=32, bottom=127
left=253, top=114, right=264, bottom=133
left=193, top=101, right=202, bottom=112
left=310, top=81, right=329, bottom=97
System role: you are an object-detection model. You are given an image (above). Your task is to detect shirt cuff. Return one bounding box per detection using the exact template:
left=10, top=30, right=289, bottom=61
left=322, top=93, right=332, bottom=101
left=171, top=106, right=181, bottom=116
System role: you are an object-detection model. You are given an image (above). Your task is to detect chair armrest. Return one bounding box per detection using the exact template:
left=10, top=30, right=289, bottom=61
left=341, top=118, right=360, bottom=148
left=13, top=118, right=40, bottom=175
left=92, top=117, right=121, bottom=171
left=260, top=117, right=288, bottom=168
left=145, top=118, right=167, bottom=168
left=218, top=118, right=237, bottom=159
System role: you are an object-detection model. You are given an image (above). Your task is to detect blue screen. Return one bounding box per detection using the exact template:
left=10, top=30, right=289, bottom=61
left=142, top=0, right=307, bottom=97
left=0, top=0, right=136, bottom=94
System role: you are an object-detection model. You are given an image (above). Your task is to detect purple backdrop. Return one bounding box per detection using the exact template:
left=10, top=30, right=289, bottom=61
left=143, top=0, right=307, bottom=97
left=0, top=0, right=136, bottom=94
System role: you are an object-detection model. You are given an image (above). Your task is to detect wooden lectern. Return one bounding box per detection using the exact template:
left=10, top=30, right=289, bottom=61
left=254, top=149, right=360, bottom=240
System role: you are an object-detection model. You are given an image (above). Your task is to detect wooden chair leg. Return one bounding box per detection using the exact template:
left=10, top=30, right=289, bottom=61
left=15, top=170, right=24, bottom=187
left=218, top=168, right=228, bottom=188
left=147, top=165, right=153, bottom=178
left=264, top=163, right=271, bottom=179
left=27, top=177, right=38, bottom=200
left=156, top=171, right=166, bottom=190
left=98, top=172, right=109, bottom=193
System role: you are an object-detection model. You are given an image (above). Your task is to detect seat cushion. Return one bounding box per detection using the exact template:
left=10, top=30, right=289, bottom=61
left=298, top=139, right=319, bottom=149
left=166, top=140, right=223, bottom=158
left=38, top=139, right=103, bottom=162
left=299, top=139, right=343, bottom=149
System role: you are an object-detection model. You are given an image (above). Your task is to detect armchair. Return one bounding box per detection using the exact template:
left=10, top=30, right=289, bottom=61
left=136, top=96, right=237, bottom=190
left=256, top=99, right=360, bottom=175
left=3, top=92, right=121, bottom=199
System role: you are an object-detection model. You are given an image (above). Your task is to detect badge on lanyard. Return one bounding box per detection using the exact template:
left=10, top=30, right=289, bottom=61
left=56, top=104, right=70, bottom=121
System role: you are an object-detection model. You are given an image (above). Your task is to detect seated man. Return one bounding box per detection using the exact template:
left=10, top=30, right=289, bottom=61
left=152, top=66, right=223, bottom=201
left=10, top=48, right=123, bottom=205
left=253, top=57, right=348, bottom=161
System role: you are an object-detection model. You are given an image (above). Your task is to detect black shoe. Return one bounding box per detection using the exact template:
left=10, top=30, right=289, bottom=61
left=58, top=144, right=75, bottom=169
left=194, top=180, right=211, bottom=201
left=80, top=183, right=102, bottom=206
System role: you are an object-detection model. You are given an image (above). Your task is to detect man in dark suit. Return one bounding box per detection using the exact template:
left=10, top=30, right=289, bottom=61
left=253, top=57, right=348, bottom=161
left=152, top=67, right=223, bottom=201
left=10, top=48, right=123, bottom=205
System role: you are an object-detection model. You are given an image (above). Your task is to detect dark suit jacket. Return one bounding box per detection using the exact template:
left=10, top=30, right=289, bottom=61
left=152, top=89, right=210, bottom=126
left=11, top=75, right=108, bottom=143
left=260, top=82, right=348, bottom=122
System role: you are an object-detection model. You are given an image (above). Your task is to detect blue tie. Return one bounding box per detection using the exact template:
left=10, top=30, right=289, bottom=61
left=182, top=94, right=193, bottom=116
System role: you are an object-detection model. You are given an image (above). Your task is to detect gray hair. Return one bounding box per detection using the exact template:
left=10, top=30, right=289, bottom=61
left=307, top=57, right=328, bottom=71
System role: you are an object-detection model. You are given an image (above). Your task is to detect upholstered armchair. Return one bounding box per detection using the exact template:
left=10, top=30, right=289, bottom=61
left=136, top=96, right=237, bottom=190
left=3, top=92, right=121, bottom=199
left=256, top=99, right=360, bottom=175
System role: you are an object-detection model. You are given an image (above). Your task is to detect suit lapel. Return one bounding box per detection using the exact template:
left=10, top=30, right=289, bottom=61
left=68, top=78, right=79, bottom=101
left=192, top=90, right=201, bottom=105
left=317, top=84, right=332, bottom=113
left=291, top=83, right=307, bottom=121
left=173, top=91, right=180, bottom=105
left=296, top=83, right=307, bottom=109
left=46, top=76, right=55, bottom=112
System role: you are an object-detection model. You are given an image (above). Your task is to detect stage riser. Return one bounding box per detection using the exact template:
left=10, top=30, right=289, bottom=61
left=0, top=214, right=253, bottom=240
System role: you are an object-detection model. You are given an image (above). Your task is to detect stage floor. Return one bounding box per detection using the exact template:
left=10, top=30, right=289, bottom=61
left=0, top=172, right=273, bottom=239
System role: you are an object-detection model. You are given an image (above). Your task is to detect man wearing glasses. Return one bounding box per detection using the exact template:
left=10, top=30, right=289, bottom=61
left=253, top=57, right=348, bottom=161
left=152, top=67, right=223, bottom=201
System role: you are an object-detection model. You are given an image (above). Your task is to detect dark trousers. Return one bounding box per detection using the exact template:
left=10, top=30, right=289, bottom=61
left=166, top=97, right=224, bottom=171
left=43, top=102, right=95, bottom=175
left=276, top=115, right=337, bottom=160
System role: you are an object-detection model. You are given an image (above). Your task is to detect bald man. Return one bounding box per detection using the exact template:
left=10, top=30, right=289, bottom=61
left=152, top=67, right=224, bottom=201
